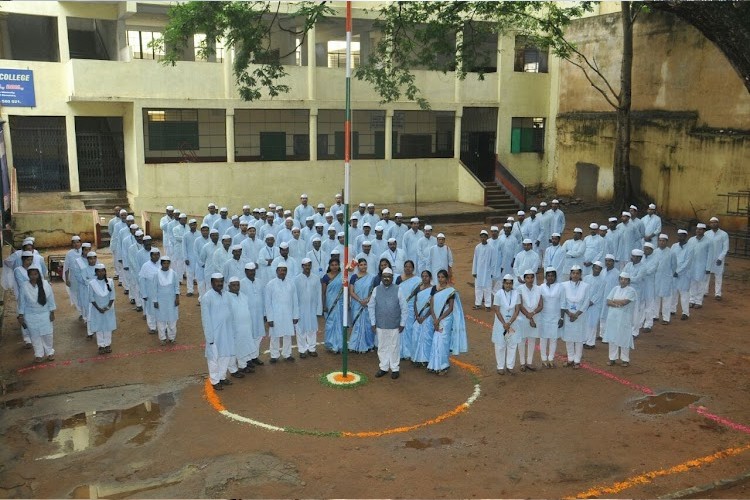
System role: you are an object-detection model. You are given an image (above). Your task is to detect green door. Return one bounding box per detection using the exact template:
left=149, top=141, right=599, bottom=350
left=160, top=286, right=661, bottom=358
left=260, top=132, right=286, bottom=161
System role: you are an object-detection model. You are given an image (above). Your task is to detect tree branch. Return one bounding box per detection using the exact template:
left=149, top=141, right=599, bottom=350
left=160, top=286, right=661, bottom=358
left=566, top=58, right=620, bottom=109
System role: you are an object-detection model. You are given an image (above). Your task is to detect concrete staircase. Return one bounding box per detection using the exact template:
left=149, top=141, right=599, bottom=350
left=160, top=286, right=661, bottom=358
left=64, top=191, right=130, bottom=247
left=484, top=182, right=520, bottom=213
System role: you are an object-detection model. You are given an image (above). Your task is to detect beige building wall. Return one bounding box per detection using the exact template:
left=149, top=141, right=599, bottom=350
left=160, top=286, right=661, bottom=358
left=554, top=10, right=750, bottom=228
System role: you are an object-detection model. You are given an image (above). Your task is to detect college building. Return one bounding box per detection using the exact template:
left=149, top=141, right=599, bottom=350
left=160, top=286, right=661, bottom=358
left=1, top=1, right=747, bottom=245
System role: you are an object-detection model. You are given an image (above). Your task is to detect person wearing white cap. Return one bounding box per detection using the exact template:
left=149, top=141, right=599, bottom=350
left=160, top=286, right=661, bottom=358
left=239, top=263, right=266, bottom=366
left=604, top=272, right=637, bottom=366
left=472, top=230, right=497, bottom=310
left=239, top=205, right=253, bottom=226
left=354, top=222, right=372, bottom=255
left=653, top=235, right=675, bottom=325
left=549, top=199, right=566, bottom=236
left=306, top=237, right=327, bottom=280
left=225, top=276, right=254, bottom=377
left=293, top=194, right=314, bottom=229
left=538, top=267, right=563, bottom=368
left=329, top=193, right=344, bottom=219
left=256, top=235, right=279, bottom=288
left=17, top=265, right=57, bottom=362
left=109, top=209, right=129, bottom=280
left=561, top=265, right=591, bottom=368
left=312, top=203, right=327, bottom=226
left=139, top=248, right=162, bottom=334
left=272, top=242, right=299, bottom=278
left=639, top=243, right=659, bottom=333
left=617, top=211, right=641, bottom=265
left=63, top=243, right=89, bottom=323
left=582, top=223, right=605, bottom=276
left=583, top=261, right=607, bottom=348
left=402, top=218, right=424, bottom=266
left=323, top=212, right=335, bottom=235
left=106, top=206, right=122, bottom=254
left=535, top=202, right=552, bottom=258
left=370, top=225, right=388, bottom=258
left=498, top=224, right=520, bottom=281
left=347, top=214, right=362, bottom=244
left=427, top=268, right=467, bottom=373
left=300, top=216, right=316, bottom=244
left=211, top=207, right=232, bottom=236
left=379, top=209, right=395, bottom=234
left=201, top=273, right=234, bottom=390
left=258, top=211, right=279, bottom=243
left=670, top=229, right=693, bottom=320
left=560, top=228, right=585, bottom=281
left=492, top=274, right=521, bottom=375
left=63, top=235, right=83, bottom=313
left=487, top=226, right=504, bottom=293
left=159, top=205, right=175, bottom=248
left=517, top=269, right=543, bottom=371
left=240, top=224, right=262, bottom=267
left=222, top=245, right=245, bottom=289
left=348, top=258, right=377, bottom=353
left=362, top=203, right=380, bottom=228
left=88, top=263, right=116, bottom=353
left=707, top=216, right=729, bottom=300
left=126, top=231, right=146, bottom=312
left=264, top=262, right=300, bottom=362
left=513, top=239, right=540, bottom=288
left=165, top=210, right=182, bottom=257
left=150, top=257, right=180, bottom=345
left=604, top=217, right=623, bottom=268
left=521, top=209, right=539, bottom=246
left=225, top=215, right=242, bottom=241
left=688, top=223, right=712, bottom=308
left=287, top=227, right=306, bottom=262
left=182, top=218, right=202, bottom=297
left=199, top=229, right=221, bottom=295
left=380, top=237, right=406, bottom=275
left=428, top=233, right=454, bottom=285
left=294, top=258, right=322, bottom=358
left=629, top=205, right=646, bottom=242
left=512, top=211, right=526, bottom=244
left=171, top=213, right=189, bottom=284
left=202, top=203, right=219, bottom=230
left=642, top=204, right=662, bottom=243
left=622, top=248, right=645, bottom=337
left=388, top=213, right=408, bottom=244
left=210, top=236, right=234, bottom=289
left=276, top=217, right=295, bottom=246
left=368, top=267, right=408, bottom=379
left=322, top=226, right=339, bottom=258
left=115, top=221, right=137, bottom=296
left=76, top=251, right=99, bottom=332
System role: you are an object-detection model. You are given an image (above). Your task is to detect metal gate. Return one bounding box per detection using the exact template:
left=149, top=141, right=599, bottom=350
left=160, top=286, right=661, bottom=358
left=9, top=116, right=69, bottom=192
left=76, top=117, right=126, bottom=191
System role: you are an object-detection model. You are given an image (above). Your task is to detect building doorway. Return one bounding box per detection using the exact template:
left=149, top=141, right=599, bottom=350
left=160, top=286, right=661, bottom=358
left=75, top=117, right=126, bottom=191
left=9, top=116, right=69, bottom=192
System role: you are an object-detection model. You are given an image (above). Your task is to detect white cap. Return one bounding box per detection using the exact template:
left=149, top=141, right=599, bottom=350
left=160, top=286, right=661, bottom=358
left=381, top=209, right=389, bottom=214
left=382, top=267, right=393, bottom=275
left=143, top=235, right=153, bottom=241
left=160, top=255, right=171, bottom=261
left=301, top=257, right=312, bottom=265
left=209, top=229, right=219, bottom=235
left=231, top=244, right=242, bottom=251
left=22, top=238, right=34, bottom=245
left=231, top=215, right=239, bottom=221
left=87, top=251, right=97, bottom=258
left=480, top=230, right=489, bottom=236
left=608, top=217, right=618, bottom=222
left=658, top=234, right=669, bottom=240
left=350, top=214, right=359, bottom=220
left=504, top=223, right=513, bottom=228
left=362, top=240, right=372, bottom=246
left=135, top=230, right=144, bottom=237
left=539, top=202, right=548, bottom=207
left=530, top=207, right=538, bottom=212
left=317, top=203, right=326, bottom=208
left=359, top=203, right=366, bottom=208
left=265, top=234, right=275, bottom=240
left=221, top=234, right=232, bottom=240
left=629, top=205, right=638, bottom=210
left=598, top=225, right=607, bottom=231
left=284, top=210, right=292, bottom=216
left=276, top=262, right=287, bottom=268
left=300, top=193, right=308, bottom=198
left=337, top=231, right=345, bottom=237
left=166, top=205, right=174, bottom=210
left=268, top=203, right=276, bottom=209
left=306, top=216, right=314, bottom=221
left=551, top=232, right=561, bottom=237
left=644, top=242, right=654, bottom=249
left=21, top=250, right=33, bottom=257
left=544, top=267, right=556, bottom=273
left=285, top=216, right=293, bottom=222
left=259, top=208, right=267, bottom=213
left=589, top=223, right=599, bottom=229
left=208, top=203, right=216, bottom=208
left=605, top=253, right=615, bottom=260
left=517, top=210, right=525, bottom=216
left=551, top=199, right=559, bottom=204
left=82, top=242, right=92, bottom=248
left=324, top=212, right=332, bottom=218
left=507, top=217, right=515, bottom=222
left=243, top=205, right=250, bottom=210
left=619, top=272, right=631, bottom=279
left=631, top=249, right=644, bottom=257
left=126, top=215, right=134, bottom=221
left=129, top=224, right=138, bottom=230
left=119, top=209, right=128, bottom=215
left=245, top=262, right=257, bottom=270
left=395, top=212, right=403, bottom=217
left=410, top=217, right=419, bottom=223
left=437, top=233, right=445, bottom=238
left=279, top=242, right=289, bottom=249
left=220, top=207, right=228, bottom=212
left=491, top=226, right=499, bottom=231
left=522, top=238, right=533, bottom=244
left=312, top=236, right=321, bottom=242
left=374, top=225, right=384, bottom=232
left=709, top=217, right=719, bottom=222
left=211, top=273, right=223, bottom=280
left=71, top=235, right=81, bottom=241
left=94, top=263, right=106, bottom=270
left=696, top=223, right=707, bottom=229
left=621, top=211, right=631, bottom=217
left=592, top=261, right=603, bottom=268
left=573, top=227, right=583, bottom=233
left=189, top=218, right=197, bottom=224
left=150, top=248, right=160, bottom=254
left=503, top=274, right=514, bottom=281
left=328, top=226, right=337, bottom=233
left=179, top=213, right=187, bottom=219
left=424, top=225, right=433, bottom=230
left=648, top=203, right=656, bottom=210
left=315, top=222, right=324, bottom=227
left=367, top=203, right=375, bottom=208
left=228, top=276, right=240, bottom=284
left=387, top=237, right=397, bottom=243
left=523, top=269, right=535, bottom=276
left=570, top=265, right=582, bottom=271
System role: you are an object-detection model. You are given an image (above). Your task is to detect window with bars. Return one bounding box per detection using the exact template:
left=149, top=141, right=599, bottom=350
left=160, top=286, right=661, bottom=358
left=234, top=109, right=309, bottom=161
left=513, top=36, right=549, bottom=73
left=143, top=109, right=226, bottom=163
left=510, top=117, right=545, bottom=153
left=127, top=30, right=164, bottom=60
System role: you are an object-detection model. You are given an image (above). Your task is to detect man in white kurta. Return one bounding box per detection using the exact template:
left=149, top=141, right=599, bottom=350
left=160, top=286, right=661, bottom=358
left=200, top=229, right=221, bottom=293
left=428, top=233, right=454, bottom=284
left=549, top=200, right=566, bottom=235
left=604, top=273, right=637, bottom=365
left=264, top=263, right=300, bottom=362
left=560, top=228, right=586, bottom=280
left=355, top=242, right=379, bottom=276
left=653, top=235, right=675, bottom=325
left=598, top=254, right=621, bottom=339
left=498, top=224, right=519, bottom=277
left=622, top=249, right=645, bottom=337
left=307, top=237, right=327, bottom=280
left=688, top=223, right=712, bottom=308
left=152, top=257, right=180, bottom=344
left=642, top=204, right=662, bottom=243
left=63, top=236, right=82, bottom=314
left=380, top=238, right=406, bottom=275
left=488, top=226, right=504, bottom=293
left=139, top=248, right=161, bottom=334
left=171, top=213, right=189, bottom=284
left=417, top=225, right=437, bottom=274
left=639, top=243, right=658, bottom=332
left=182, top=219, right=202, bottom=297
left=202, top=203, right=219, bottom=231
left=543, top=233, right=565, bottom=277
left=472, top=230, right=497, bottom=309
left=513, top=239, right=540, bottom=288
left=201, top=274, right=234, bottom=390
left=295, top=258, right=322, bottom=357
left=617, top=212, right=641, bottom=266
left=225, top=276, right=254, bottom=377
left=240, top=263, right=266, bottom=366
left=401, top=218, right=424, bottom=265
left=582, top=223, right=605, bottom=276
left=671, top=230, right=693, bottom=320
left=707, top=216, right=730, bottom=300
left=561, top=266, right=591, bottom=367
left=388, top=213, right=408, bottom=245
left=222, top=245, right=245, bottom=289
left=294, top=194, right=315, bottom=229
left=583, top=262, right=606, bottom=348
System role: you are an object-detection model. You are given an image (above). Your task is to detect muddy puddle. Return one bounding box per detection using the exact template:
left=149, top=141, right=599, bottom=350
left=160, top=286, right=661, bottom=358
left=404, top=437, right=453, bottom=449
left=26, top=392, right=177, bottom=460
left=633, top=391, right=700, bottom=415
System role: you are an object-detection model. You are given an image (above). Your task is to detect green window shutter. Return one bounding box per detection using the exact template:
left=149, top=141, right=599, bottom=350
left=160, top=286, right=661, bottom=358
left=510, top=127, right=521, bottom=153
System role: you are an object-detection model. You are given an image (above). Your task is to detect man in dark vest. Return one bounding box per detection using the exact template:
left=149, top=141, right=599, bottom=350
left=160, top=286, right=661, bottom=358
left=367, top=268, right=408, bottom=379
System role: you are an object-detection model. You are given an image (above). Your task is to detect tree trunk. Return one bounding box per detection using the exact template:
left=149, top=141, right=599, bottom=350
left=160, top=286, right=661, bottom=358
left=612, top=1, right=634, bottom=211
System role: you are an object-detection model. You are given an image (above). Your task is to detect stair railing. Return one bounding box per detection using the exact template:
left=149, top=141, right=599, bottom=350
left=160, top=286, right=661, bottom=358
left=494, top=156, right=527, bottom=210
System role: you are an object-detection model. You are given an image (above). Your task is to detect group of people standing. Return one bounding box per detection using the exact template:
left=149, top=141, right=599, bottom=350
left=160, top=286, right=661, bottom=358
left=472, top=202, right=730, bottom=372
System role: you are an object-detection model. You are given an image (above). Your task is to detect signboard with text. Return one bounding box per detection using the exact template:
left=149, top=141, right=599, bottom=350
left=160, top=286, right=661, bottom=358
left=0, top=69, right=36, bottom=107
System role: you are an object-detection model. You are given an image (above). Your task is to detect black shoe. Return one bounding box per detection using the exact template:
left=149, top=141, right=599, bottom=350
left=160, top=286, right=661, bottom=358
left=212, top=383, right=223, bottom=391
left=583, top=344, right=595, bottom=350
left=299, top=352, right=308, bottom=359
left=269, top=357, right=278, bottom=364
left=681, top=314, right=689, bottom=320
left=98, top=347, right=105, bottom=354
left=186, top=292, right=194, bottom=297
left=309, top=351, right=318, bottom=357
left=391, top=371, right=400, bottom=379
left=220, top=378, right=233, bottom=385
left=129, top=298, right=135, bottom=305
left=124, top=289, right=129, bottom=295
left=135, top=306, right=143, bottom=312
left=252, top=358, right=265, bottom=366
left=285, top=356, right=295, bottom=362
left=644, top=327, right=652, bottom=333
left=231, top=371, right=245, bottom=378
left=241, top=365, right=255, bottom=374
left=118, top=282, right=122, bottom=287
left=86, top=335, right=94, bottom=341
left=375, top=369, right=387, bottom=378
left=148, top=329, right=156, bottom=334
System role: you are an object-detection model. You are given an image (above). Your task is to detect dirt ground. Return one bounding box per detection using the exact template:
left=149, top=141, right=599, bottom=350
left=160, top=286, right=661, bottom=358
left=1, top=208, right=749, bottom=499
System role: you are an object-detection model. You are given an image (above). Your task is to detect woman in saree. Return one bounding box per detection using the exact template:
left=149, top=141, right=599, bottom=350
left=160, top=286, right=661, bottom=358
left=427, top=269, right=467, bottom=375
left=321, top=258, right=343, bottom=353
left=348, top=258, right=376, bottom=353
left=396, top=260, right=420, bottom=360
left=411, top=270, right=434, bottom=367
